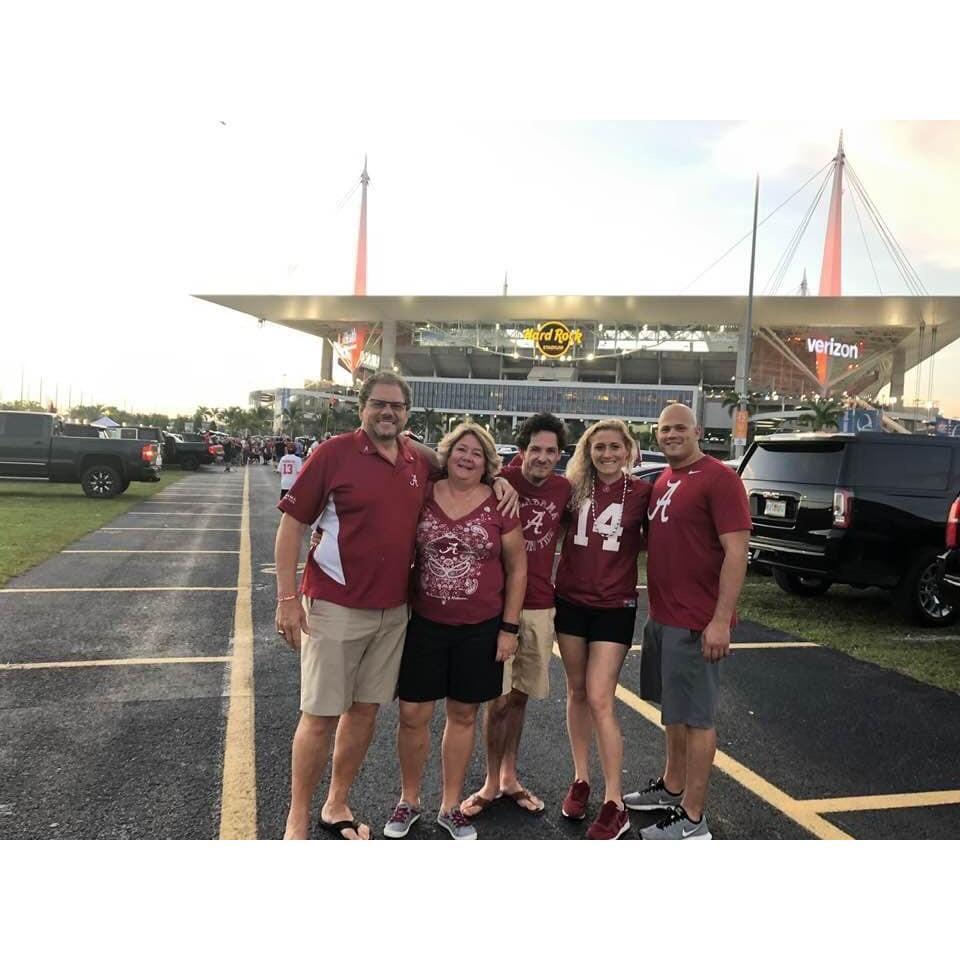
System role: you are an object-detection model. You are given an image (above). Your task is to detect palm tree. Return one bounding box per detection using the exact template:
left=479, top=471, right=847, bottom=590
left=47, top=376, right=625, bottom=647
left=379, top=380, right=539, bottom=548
left=282, top=402, right=305, bottom=437
left=720, top=391, right=760, bottom=416
left=798, top=397, right=844, bottom=431
left=423, top=408, right=441, bottom=443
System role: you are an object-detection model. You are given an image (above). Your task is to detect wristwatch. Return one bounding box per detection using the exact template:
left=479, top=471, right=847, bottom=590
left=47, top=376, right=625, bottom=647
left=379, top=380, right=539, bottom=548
left=500, top=621, right=520, bottom=635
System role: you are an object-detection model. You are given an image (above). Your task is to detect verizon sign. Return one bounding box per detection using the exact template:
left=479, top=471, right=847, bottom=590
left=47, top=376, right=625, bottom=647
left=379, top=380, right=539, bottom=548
left=806, top=337, right=860, bottom=360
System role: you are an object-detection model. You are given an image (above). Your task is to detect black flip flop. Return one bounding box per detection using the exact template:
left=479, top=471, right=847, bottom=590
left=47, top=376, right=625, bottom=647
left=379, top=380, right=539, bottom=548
left=317, top=816, right=370, bottom=840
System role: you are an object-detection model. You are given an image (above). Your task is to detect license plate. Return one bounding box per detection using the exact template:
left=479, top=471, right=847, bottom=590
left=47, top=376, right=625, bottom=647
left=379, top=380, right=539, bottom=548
left=764, top=500, right=787, bottom=518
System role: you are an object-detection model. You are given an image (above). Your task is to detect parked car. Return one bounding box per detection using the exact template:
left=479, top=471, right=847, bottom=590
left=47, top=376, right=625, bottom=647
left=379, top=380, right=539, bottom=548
left=496, top=444, right=520, bottom=457
left=935, top=495, right=960, bottom=609
left=61, top=422, right=108, bottom=438
left=118, top=426, right=164, bottom=442
left=739, top=433, right=960, bottom=626
left=162, top=432, right=223, bottom=471
left=0, top=410, right=162, bottom=497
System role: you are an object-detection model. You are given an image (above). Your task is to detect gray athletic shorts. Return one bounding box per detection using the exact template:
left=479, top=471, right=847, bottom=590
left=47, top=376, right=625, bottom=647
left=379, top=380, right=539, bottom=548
left=639, top=617, right=720, bottom=729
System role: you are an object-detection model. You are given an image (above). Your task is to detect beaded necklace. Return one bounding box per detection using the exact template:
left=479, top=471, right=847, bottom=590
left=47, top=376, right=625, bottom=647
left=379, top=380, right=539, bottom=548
left=590, top=471, right=628, bottom=539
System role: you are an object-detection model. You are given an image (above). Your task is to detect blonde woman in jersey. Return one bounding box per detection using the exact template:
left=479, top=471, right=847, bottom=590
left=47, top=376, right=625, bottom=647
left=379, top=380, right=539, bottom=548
left=554, top=419, right=653, bottom=840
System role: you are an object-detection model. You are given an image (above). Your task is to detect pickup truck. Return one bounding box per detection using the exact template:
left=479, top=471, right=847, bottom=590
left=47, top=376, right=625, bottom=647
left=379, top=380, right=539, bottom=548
left=162, top=432, right=223, bottom=471
left=0, top=410, right=162, bottom=497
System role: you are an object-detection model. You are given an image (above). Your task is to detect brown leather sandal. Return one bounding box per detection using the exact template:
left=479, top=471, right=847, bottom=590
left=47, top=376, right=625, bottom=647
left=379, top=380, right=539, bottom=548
left=460, top=792, right=497, bottom=818
left=502, top=787, right=545, bottom=814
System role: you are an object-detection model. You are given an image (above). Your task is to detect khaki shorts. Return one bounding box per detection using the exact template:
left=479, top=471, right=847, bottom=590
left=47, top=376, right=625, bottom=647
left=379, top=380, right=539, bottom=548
left=501, top=607, right=555, bottom=700
left=300, top=599, right=408, bottom=716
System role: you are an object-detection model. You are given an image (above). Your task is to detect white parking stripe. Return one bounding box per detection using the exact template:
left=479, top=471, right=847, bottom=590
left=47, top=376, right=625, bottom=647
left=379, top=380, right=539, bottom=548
left=0, top=656, right=232, bottom=671
left=0, top=587, right=238, bottom=593
left=62, top=550, right=240, bottom=555
left=102, top=527, right=241, bottom=532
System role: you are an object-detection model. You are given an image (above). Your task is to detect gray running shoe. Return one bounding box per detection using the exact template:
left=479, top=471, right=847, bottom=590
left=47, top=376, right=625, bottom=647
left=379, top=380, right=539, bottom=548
left=639, top=806, right=711, bottom=840
left=383, top=801, right=421, bottom=839
left=624, top=776, right=684, bottom=812
left=437, top=807, right=478, bottom=840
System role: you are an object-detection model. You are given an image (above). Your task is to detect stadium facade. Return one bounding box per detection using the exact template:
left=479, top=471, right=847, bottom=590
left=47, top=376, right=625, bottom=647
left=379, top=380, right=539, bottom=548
left=198, top=139, right=960, bottom=445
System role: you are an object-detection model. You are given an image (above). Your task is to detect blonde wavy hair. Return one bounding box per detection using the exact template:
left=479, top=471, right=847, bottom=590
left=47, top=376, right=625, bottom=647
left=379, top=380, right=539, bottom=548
left=565, top=419, right=638, bottom=508
left=436, top=422, right=502, bottom=484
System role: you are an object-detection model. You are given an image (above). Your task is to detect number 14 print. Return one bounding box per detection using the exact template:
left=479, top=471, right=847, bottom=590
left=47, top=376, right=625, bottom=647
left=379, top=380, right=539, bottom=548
left=573, top=500, right=623, bottom=551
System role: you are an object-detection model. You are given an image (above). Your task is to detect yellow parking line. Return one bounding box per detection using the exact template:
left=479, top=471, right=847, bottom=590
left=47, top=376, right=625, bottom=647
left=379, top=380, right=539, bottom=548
left=0, top=587, right=238, bottom=593
left=553, top=643, right=853, bottom=840
left=0, top=656, right=232, bottom=671
left=62, top=550, right=240, bottom=555
left=800, top=790, right=960, bottom=813
left=219, top=467, right=257, bottom=840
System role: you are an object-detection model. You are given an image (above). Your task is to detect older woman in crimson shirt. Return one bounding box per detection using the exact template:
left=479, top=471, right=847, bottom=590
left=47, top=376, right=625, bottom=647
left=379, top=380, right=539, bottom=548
left=385, top=423, right=527, bottom=841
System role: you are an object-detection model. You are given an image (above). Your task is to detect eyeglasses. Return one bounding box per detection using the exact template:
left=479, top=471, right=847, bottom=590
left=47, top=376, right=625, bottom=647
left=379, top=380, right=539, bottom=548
left=366, top=399, right=408, bottom=412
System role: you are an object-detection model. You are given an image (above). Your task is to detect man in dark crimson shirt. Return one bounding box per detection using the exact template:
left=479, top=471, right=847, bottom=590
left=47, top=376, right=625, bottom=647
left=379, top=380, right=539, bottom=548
left=460, top=413, right=571, bottom=819
left=274, top=372, right=431, bottom=840
left=630, top=403, right=751, bottom=840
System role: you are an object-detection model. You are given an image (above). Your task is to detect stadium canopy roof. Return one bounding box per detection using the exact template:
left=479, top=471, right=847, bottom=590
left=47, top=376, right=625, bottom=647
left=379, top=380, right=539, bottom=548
left=196, top=293, right=960, bottom=373
left=195, top=294, right=959, bottom=332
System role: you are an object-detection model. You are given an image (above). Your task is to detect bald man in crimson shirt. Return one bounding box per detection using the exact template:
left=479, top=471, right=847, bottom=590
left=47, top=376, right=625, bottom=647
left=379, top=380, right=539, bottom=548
left=630, top=403, right=751, bottom=841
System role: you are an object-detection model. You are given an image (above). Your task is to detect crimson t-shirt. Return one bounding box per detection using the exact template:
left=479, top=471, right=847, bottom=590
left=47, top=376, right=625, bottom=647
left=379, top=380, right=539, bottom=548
left=278, top=430, right=432, bottom=609
left=555, top=475, right=652, bottom=609
left=500, top=465, right=570, bottom=609
left=646, top=455, right=752, bottom=631
left=413, top=489, right=522, bottom=625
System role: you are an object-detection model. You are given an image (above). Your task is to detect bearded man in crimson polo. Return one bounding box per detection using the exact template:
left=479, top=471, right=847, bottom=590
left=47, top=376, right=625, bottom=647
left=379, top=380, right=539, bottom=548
left=629, top=402, right=751, bottom=840
left=275, top=371, right=518, bottom=841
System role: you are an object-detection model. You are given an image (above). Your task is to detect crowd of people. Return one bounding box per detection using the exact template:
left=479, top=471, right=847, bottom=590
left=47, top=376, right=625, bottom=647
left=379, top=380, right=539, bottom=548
left=273, top=370, right=751, bottom=841
left=200, top=431, right=331, bottom=474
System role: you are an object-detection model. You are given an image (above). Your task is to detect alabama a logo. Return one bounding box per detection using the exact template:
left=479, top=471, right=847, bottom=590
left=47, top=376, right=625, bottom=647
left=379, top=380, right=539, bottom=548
left=647, top=479, right=682, bottom=524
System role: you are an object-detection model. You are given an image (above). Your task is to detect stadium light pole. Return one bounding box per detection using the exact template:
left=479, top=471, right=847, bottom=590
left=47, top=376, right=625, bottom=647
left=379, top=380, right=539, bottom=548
left=732, top=175, right=759, bottom=458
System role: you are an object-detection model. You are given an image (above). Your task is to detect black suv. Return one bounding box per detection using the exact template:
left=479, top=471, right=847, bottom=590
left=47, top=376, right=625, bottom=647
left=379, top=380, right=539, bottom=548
left=740, top=433, right=960, bottom=626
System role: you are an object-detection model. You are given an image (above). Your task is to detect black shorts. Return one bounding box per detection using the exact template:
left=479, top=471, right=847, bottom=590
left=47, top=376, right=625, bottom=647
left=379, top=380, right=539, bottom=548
left=398, top=613, right=503, bottom=704
left=554, top=596, right=637, bottom=646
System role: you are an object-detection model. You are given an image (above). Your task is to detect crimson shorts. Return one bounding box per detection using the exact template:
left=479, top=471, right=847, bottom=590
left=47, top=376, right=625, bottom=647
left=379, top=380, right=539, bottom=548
left=554, top=596, right=637, bottom=646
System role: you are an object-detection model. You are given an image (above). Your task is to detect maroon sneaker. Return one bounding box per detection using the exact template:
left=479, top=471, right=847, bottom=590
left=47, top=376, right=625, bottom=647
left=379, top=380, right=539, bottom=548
left=586, top=800, right=630, bottom=840
left=561, top=779, right=590, bottom=820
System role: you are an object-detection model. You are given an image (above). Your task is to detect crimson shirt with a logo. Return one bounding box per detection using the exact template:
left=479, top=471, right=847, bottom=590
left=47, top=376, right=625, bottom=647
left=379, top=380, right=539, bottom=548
left=278, top=430, right=431, bottom=609
left=646, top=455, right=752, bottom=631
left=555, top=475, right=652, bottom=609
left=500, top=465, right=571, bottom=609
left=413, top=490, right=521, bottom=625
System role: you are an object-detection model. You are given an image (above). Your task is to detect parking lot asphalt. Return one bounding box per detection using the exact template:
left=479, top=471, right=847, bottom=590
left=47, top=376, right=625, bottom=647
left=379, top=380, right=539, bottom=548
left=2, top=461, right=959, bottom=840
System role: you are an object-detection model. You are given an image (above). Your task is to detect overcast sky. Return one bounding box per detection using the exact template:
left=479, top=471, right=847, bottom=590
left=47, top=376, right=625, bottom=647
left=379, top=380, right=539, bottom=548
left=2, top=4, right=958, bottom=417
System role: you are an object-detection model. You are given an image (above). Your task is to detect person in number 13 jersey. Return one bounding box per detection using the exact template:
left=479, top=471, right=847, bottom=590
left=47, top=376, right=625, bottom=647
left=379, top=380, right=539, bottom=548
left=554, top=419, right=652, bottom=840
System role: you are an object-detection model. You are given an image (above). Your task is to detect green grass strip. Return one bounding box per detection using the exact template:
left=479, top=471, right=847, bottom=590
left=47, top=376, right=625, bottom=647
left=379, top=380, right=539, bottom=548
left=637, top=556, right=960, bottom=694
left=0, top=470, right=184, bottom=586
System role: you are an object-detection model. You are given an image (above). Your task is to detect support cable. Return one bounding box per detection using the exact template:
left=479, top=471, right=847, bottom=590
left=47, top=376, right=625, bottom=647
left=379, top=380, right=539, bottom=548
left=846, top=162, right=928, bottom=295
left=679, top=160, right=833, bottom=292
left=848, top=183, right=883, bottom=295
left=849, top=172, right=923, bottom=296
left=763, top=165, right=834, bottom=294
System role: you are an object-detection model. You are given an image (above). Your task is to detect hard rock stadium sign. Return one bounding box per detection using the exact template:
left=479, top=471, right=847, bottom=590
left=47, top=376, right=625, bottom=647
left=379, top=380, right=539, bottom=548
left=522, top=321, right=584, bottom=359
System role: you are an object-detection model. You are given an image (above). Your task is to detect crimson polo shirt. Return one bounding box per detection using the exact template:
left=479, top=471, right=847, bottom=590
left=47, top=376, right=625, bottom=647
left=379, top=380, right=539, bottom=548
left=278, top=429, right=432, bottom=610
